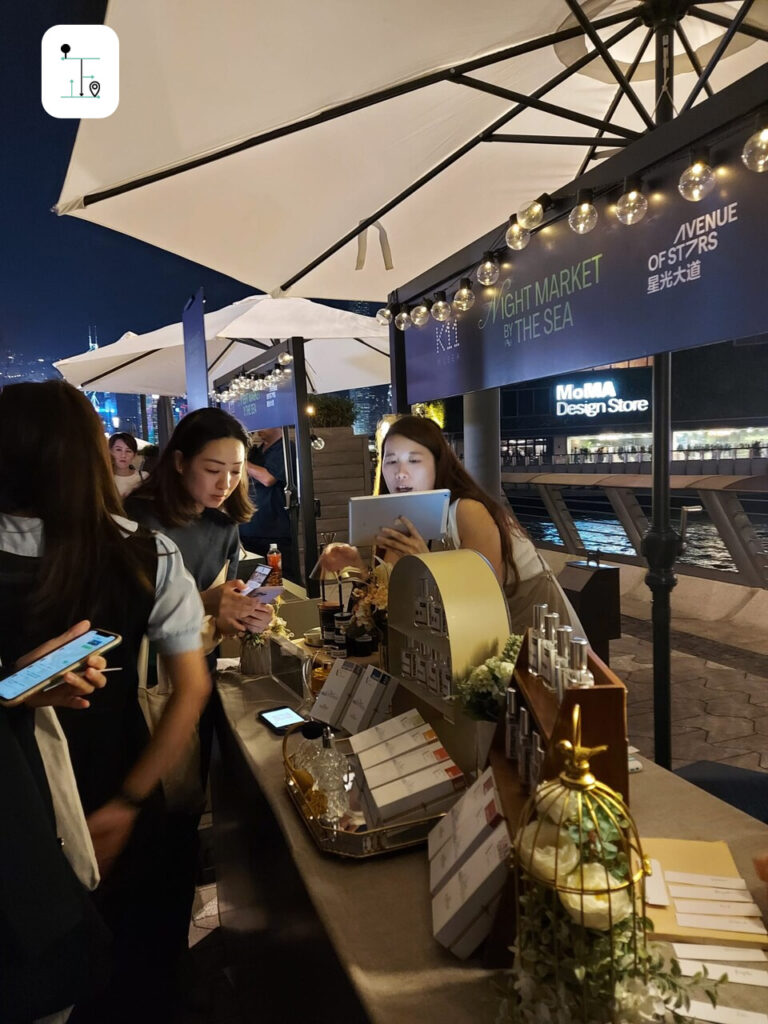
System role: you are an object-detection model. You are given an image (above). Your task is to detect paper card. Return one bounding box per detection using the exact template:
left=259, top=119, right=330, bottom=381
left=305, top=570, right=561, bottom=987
left=665, top=870, right=748, bottom=890
left=686, top=1000, right=768, bottom=1024
left=669, top=885, right=755, bottom=903
left=645, top=859, right=670, bottom=906
left=675, top=914, right=768, bottom=936
left=678, top=961, right=768, bottom=988
left=674, top=899, right=763, bottom=918
left=628, top=745, right=639, bottom=754
left=673, top=944, right=768, bottom=962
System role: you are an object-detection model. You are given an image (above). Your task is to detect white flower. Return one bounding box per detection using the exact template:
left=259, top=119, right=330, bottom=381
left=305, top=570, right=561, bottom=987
left=535, top=784, right=581, bottom=825
left=516, top=820, right=580, bottom=883
left=495, top=659, right=516, bottom=685
left=471, top=664, right=492, bottom=685
left=559, top=862, right=633, bottom=930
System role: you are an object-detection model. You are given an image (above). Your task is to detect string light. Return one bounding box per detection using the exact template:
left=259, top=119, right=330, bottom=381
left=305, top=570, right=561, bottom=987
left=517, top=193, right=553, bottom=231
left=375, top=305, right=393, bottom=326
left=476, top=252, right=500, bottom=286
left=394, top=305, right=412, bottom=331
left=431, top=291, right=452, bottom=322
left=452, top=278, right=475, bottom=312
left=568, top=189, right=598, bottom=234
left=678, top=152, right=715, bottom=202
left=615, top=178, right=648, bottom=225
left=505, top=214, right=530, bottom=250
left=742, top=125, right=768, bottom=172
left=277, top=351, right=293, bottom=365
left=410, top=298, right=432, bottom=327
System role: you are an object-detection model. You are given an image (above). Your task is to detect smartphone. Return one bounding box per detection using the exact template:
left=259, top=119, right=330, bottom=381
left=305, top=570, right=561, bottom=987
left=0, top=628, right=122, bottom=708
left=258, top=705, right=306, bottom=734
left=240, top=564, right=272, bottom=595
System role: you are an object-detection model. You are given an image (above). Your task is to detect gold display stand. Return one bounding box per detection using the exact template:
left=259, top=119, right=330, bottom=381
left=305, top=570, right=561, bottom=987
left=387, top=550, right=511, bottom=776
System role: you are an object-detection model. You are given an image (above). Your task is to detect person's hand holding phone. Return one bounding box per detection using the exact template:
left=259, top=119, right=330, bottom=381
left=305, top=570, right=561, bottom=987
left=212, top=579, right=274, bottom=635
left=20, top=620, right=108, bottom=710
left=375, top=515, right=429, bottom=562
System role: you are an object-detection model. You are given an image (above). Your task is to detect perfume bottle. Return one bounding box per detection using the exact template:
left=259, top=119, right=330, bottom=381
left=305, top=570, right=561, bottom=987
left=312, top=727, right=349, bottom=825
left=427, top=652, right=439, bottom=694
left=540, top=612, right=560, bottom=688
left=504, top=686, right=518, bottom=761
left=529, top=603, right=548, bottom=676
left=516, top=706, right=531, bottom=788
left=415, top=642, right=428, bottom=684
left=292, top=720, right=325, bottom=774
left=414, top=578, right=429, bottom=628
left=566, top=637, right=595, bottom=688
left=439, top=655, right=453, bottom=698
left=528, top=731, right=545, bottom=791
left=554, top=625, right=573, bottom=702
left=428, top=585, right=444, bottom=634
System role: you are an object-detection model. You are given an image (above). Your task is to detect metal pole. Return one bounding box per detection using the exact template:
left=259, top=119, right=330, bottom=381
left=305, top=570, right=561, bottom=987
left=389, top=313, right=409, bottom=414
left=463, top=389, right=503, bottom=501
left=640, top=2, right=684, bottom=770
left=291, top=339, right=320, bottom=597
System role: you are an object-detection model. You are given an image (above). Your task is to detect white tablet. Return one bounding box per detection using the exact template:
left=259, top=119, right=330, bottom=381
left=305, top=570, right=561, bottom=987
left=348, top=489, right=451, bottom=546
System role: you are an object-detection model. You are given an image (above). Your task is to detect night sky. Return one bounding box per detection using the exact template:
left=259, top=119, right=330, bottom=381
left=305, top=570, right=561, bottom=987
left=1, top=1, right=260, bottom=367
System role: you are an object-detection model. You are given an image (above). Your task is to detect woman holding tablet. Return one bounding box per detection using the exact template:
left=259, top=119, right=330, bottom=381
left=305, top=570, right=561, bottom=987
left=322, top=415, right=579, bottom=632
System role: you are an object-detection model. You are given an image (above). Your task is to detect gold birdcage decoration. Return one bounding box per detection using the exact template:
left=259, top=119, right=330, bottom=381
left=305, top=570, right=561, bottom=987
left=508, top=706, right=653, bottom=1023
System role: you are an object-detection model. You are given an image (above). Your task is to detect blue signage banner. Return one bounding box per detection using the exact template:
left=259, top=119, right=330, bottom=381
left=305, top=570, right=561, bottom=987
left=222, top=376, right=297, bottom=431
left=405, top=139, right=767, bottom=403
left=182, top=287, right=209, bottom=412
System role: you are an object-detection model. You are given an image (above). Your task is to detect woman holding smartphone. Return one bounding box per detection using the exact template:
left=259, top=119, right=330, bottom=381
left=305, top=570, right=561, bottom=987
left=322, top=415, right=579, bottom=632
left=0, top=381, right=210, bottom=1024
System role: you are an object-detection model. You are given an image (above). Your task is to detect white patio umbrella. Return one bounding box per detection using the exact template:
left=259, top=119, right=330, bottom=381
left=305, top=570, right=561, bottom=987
left=54, top=1, right=768, bottom=302
left=53, top=294, right=389, bottom=396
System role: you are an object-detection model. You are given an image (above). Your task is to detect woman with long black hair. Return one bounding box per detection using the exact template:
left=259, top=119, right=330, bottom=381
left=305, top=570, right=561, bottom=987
left=0, top=380, right=211, bottom=1023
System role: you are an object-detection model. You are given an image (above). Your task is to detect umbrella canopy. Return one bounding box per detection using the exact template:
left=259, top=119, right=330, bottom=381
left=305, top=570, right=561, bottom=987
left=54, top=1, right=768, bottom=302
left=53, top=295, right=389, bottom=396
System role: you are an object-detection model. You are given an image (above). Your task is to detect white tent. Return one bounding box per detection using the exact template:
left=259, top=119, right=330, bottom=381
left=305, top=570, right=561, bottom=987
left=54, top=1, right=768, bottom=302
left=54, top=295, right=389, bottom=396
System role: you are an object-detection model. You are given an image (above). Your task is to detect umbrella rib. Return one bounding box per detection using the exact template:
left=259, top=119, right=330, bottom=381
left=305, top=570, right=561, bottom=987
left=81, top=348, right=161, bottom=389
left=563, top=0, right=655, bottom=130
left=454, top=76, right=638, bottom=138
left=353, top=338, right=389, bottom=357
left=680, top=0, right=756, bottom=114
left=675, top=23, right=715, bottom=100
left=279, top=16, right=642, bottom=293
left=207, top=339, right=235, bottom=373
left=72, top=9, right=642, bottom=210
left=575, top=26, right=653, bottom=178
left=687, top=4, right=768, bottom=42
left=488, top=134, right=631, bottom=146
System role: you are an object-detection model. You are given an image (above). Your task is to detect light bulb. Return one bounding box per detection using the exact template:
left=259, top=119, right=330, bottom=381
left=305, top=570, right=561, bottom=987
left=431, top=291, right=452, bottom=322
left=310, top=434, right=326, bottom=452
left=376, top=306, right=393, bottom=326
left=568, top=189, right=598, bottom=234
left=517, top=193, right=552, bottom=231
left=678, top=158, right=715, bottom=201
left=410, top=300, right=432, bottom=327
left=272, top=366, right=283, bottom=379
left=615, top=180, right=648, bottom=225
left=742, top=127, right=768, bottom=173
left=282, top=366, right=292, bottom=378
left=394, top=306, right=412, bottom=331
left=452, top=278, right=475, bottom=312
left=476, top=252, right=499, bottom=286
left=505, top=215, right=530, bottom=250
left=277, top=351, right=293, bottom=365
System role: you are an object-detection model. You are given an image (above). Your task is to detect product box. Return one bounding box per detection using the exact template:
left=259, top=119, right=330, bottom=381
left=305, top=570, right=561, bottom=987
left=367, top=760, right=465, bottom=824
left=428, top=784, right=505, bottom=894
left=340, top=665, right=398, bottom=735
left=431, top=821, right=511, bottom=954
left=364, top=741, right=451, bottom=791
left=348, top=709, right=425, bottom=756
left=427, top=767, right=499, bottom=860
left=367, top=671, right=401, bottom=727
left=449, top=894, right=503, bottom=960
left=312, top=659, right=362, bottom=727
left=357, top=724, right=440, bottom=773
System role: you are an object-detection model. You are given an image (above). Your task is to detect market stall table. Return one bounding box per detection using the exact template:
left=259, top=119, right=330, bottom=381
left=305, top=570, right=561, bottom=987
left=211, top=672, right=768, bottom=1023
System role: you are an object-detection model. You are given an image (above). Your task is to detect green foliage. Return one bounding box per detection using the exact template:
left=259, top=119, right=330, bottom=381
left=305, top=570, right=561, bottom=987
left=311, top=395, right=357, bottom=427
left=455, top=634, right=524, bottom=721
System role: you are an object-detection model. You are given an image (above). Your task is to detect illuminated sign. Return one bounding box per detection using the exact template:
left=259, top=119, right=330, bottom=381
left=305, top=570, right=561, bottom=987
left=554, top=375, right=650, bottom=419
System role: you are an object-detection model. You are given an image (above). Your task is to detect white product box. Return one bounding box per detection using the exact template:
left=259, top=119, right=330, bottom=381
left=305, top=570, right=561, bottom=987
left=432, top=822, right=511, bottom=953
left=429, top=782, right=505, bottom=895
left=312, top=659, right=362, bottom=727
left=367, top=672, right=400, bottom=727
left=340, top=665, right=397, bottom=735
left=358, top=725, right=440, bottom=773
left=348, top=709, right=426, bottom=756
left=449, top=894, right=502, bottom=960
left=428, top=767, right=498, bottom=860
left=364, top=741, right=451, bottom=791
left=368, top=760, right=465, bottom=824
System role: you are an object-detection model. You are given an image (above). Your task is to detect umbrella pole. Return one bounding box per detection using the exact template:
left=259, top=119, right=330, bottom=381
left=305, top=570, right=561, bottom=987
left=292, top=339, right=320, bottom=597
left=641, top=6, right=683, bottom=770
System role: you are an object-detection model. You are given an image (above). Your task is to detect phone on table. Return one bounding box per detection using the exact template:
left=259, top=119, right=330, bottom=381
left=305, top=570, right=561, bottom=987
left=258, top=705, right=306, bottom=734
left=0, top=628, right=122, bottom=708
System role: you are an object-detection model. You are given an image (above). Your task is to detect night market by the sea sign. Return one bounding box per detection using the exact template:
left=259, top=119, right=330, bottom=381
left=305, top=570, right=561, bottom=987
left=404, top=139, right=766, bottom=404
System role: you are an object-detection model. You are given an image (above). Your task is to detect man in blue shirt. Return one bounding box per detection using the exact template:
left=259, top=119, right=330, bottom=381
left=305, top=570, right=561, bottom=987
left=239, top=428, right=294, bottom=559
